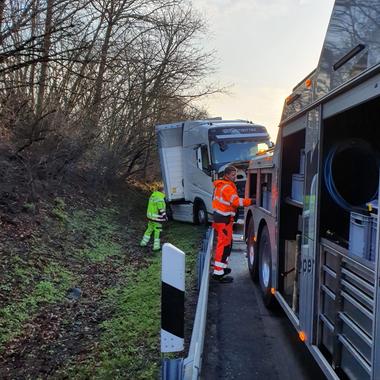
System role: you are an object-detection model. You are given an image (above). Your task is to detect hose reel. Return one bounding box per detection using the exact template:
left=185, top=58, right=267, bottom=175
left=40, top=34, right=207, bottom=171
left=323, top=139, right=379, bottom=212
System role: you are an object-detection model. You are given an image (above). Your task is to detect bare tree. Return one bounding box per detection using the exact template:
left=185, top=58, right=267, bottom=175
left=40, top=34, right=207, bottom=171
left=0, top=0, right=223, bottom=198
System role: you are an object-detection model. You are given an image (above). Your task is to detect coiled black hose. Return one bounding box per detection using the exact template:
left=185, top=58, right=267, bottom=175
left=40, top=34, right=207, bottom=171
left=323, top=139, right=379, bottom=212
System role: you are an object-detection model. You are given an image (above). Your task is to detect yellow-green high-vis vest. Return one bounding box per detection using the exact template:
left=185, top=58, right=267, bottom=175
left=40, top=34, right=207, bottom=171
left=147, top=191, right=166, bottom=222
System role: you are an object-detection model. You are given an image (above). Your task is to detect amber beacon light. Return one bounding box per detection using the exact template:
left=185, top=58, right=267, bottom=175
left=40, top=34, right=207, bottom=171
left=298, top=331, right=307, bottom=342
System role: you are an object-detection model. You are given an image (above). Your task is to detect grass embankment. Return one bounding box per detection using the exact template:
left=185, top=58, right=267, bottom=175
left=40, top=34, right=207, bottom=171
left=0, top=185, right=205, bottom=379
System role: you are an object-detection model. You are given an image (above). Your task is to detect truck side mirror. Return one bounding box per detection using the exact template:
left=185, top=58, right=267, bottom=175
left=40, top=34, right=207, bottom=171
left=204, top=165, right=211, bottom=176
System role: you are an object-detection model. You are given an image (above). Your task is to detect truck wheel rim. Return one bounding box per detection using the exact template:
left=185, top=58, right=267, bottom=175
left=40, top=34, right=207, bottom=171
left=261, top=241, right=270, bottom=288
left=262, top=261, right=270, bottom=288
left=249, top=244, right=255, bottom=265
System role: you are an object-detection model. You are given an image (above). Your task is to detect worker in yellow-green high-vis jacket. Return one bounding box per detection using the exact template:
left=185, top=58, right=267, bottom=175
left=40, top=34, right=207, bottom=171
left=140, top=190, right=167, bottom=251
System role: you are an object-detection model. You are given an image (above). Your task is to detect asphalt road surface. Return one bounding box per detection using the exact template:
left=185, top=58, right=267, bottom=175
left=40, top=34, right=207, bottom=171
left=201, top=240, right=326, bottom=380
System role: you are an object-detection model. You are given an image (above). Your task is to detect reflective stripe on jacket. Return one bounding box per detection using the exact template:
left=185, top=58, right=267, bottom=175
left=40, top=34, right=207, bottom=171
left=212, top=179, right=251, bottom=216
left=147, top=191, right=167, bottom=222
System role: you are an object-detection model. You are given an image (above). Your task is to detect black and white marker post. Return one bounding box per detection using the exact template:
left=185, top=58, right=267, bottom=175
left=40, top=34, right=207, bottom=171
left=161, top=242, right=185, bottom=351
left=161, top=243, right=185, bottom=378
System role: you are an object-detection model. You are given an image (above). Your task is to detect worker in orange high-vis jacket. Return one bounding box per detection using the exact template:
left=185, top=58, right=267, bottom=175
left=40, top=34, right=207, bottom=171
left=212, top=165, right=253, bottom=283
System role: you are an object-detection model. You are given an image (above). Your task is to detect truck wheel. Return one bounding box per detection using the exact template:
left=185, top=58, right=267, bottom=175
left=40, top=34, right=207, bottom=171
left=166, top=203, right=173, bottom=221
left=258, top=225, right=276, bottom=308
left=247, top=219, right=259, bottom=282
left=194, top=201, right=208, bottom=226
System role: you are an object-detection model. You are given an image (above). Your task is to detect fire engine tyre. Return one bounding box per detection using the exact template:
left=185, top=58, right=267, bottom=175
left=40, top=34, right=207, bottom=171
left=258, top=225, right=275, bottom=308
left=194, top=201, right=208, bottom=226
left=247, top=219, right=259, bottom=282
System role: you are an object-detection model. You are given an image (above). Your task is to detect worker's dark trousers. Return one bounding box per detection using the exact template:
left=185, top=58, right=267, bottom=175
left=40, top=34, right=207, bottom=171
left=212, top=221, right=233, bottom=275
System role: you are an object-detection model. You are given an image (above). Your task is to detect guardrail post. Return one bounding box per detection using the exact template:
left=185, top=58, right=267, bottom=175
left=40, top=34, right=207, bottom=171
left=161, top=358, right=184, bottom=380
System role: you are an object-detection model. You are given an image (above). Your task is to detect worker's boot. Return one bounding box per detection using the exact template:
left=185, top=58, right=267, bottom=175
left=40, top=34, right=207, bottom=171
left=140, top=235, right=150, bottom=247
left=153, top=239, right=161, bottom=251
left=211, top=274, right=233, bottom=283
left=223, top=268, right=232, bottom=276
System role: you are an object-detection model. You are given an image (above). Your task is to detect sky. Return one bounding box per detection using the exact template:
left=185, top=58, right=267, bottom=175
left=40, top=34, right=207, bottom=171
left=192, top=0, right=335, bottom=140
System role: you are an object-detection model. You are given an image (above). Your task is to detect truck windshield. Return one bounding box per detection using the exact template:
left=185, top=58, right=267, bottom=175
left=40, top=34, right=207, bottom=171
left=210, top=140, right=270, bottom=164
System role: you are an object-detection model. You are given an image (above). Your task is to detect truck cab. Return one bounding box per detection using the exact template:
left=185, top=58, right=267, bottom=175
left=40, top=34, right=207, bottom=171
left=157, top=119, right=270, bottom=225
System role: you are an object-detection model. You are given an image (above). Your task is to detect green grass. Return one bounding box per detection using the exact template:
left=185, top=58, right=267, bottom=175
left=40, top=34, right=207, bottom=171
left=51, top=197, right=69, bottom=222
left=69, top=208, right=119, bottom=239
left=0, top=267, right=74, bottom=346
left=82, top=241, right=122, bottom=262
left=69, top=208, right=123, bottom=263
left=61, top=221, right=205, bottom=379
left=0, top=204, right=125, bottom=349
left=0, top=187, right=206, bottom=379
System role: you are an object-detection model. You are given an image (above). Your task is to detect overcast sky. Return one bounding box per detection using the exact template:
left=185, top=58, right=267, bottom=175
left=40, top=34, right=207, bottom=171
left=192, top=0, right=335, bottom=140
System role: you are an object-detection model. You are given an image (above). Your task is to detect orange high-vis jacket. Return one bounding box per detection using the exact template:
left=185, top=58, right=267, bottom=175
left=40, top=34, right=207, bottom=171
left=212, top=179, right=251, bottom=216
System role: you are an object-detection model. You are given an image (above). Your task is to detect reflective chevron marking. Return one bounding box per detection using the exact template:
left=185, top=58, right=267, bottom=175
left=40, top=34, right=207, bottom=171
left=161, top=243, right=185, bottom=353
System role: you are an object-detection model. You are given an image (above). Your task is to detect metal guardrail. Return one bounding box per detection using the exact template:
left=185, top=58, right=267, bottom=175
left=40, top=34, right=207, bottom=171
left=196, top=237, right=209, bottom=290
left=183, top=228, right=213, bottom=380
left=161, top=228, right=214, bottom=380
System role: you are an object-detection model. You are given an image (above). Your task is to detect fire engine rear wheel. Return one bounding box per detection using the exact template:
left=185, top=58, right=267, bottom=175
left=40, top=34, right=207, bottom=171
left=258, top=225, right=276, bottom=308
left=194, top=201, right=208, bottom=226
left=247, top=218, right=259, bottom=282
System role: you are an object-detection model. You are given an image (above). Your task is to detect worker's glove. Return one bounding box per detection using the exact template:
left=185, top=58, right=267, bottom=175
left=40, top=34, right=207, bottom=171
left=250, top=198, right=256, bottom=205
left=159, top=210, right=168, bottom=222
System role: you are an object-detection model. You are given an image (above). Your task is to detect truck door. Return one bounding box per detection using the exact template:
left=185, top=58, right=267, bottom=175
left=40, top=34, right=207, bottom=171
left=298, top=109, right=320, bottom=344
left=193, top=145, right=213, bottom=207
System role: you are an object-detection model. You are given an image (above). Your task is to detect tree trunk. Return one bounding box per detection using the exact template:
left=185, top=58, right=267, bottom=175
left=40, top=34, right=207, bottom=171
left=36, top=0, right=54, bottom=117
left=65, top=11, right=106, bottom=112
left=91, top=7, right=114, bottom=127
left=29, top=0, right=39, bottom=108
left=0, top=0, right=5, bottom=45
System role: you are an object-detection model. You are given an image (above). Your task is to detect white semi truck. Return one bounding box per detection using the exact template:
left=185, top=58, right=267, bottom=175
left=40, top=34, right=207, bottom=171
left=156, top=119, right=270, bottom=225
left=244, top=1, right=380, bottom=379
